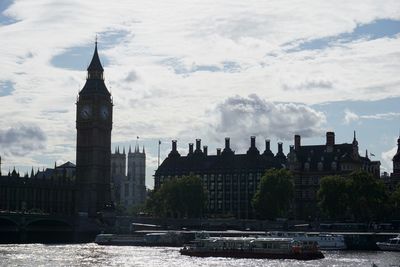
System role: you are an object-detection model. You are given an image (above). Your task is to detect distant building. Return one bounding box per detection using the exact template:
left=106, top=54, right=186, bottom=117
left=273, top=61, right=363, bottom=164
left=155, top=137, right=284, bottom=219
left=385, top=135, right=400, bottom=191
left=111, top=145, right=146, bottom=210
left=0, top=162, right=76, bottom=215
left=286, top=131, right=380, bottom=219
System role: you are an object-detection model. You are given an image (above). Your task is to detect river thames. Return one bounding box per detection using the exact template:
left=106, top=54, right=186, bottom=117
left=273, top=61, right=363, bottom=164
left=0, top=244, right=399, bottom=266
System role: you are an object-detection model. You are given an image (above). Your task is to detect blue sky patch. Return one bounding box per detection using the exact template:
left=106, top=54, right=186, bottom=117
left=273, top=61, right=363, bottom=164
left=0, top=0, right=18, bottom=26
left=161, top=57, right=242, bottom=75
left=99, top=30, right=130, bottom=49
left=309, top=97, right=400, bottom=167
left=0, top=80, right=15, bottom=96
left=51, top=45, right=110, bottom=70
left=289, top=19, right=400, bottom=52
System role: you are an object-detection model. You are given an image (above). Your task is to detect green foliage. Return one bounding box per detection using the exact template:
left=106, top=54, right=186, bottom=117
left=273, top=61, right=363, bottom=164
left=252, top=168, right=294, bottom=220
left=146, top=175, right=206, bottom=218
left=388, top=184, right=400, bottom=219
left=347, top=171, right=389, bottom=221
left=317, top=171, right=390, bottom=221
left=317, top=175, right=349, bottom=219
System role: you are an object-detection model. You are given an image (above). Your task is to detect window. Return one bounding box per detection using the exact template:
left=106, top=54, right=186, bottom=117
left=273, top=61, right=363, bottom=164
left=317, top=162, right=323, bottom=171
left=331, top=161, right=337, bottom=171
left=304, top=162, right=310, bottom=171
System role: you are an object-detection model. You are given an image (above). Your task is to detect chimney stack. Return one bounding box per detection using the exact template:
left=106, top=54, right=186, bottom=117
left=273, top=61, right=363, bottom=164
left=203, top=146, right=208, bottom=156
left=278, top=142, right=283, bottom=153
left=172, top=140, right=177, bottom=151
left=225, top=137, right=230, bottom=149
left=326, top=132, right=335, bottom=146
left=294, top=135, right=301, bottom=150
left=217, top=148, right=221, bottom=156
left=195, top=139, right=202, bottom=153
left=188, top=143, right=194, bottom=154
left=250, top=136, right=256, bottom=148
left=265, top=139, right=271, bottom=151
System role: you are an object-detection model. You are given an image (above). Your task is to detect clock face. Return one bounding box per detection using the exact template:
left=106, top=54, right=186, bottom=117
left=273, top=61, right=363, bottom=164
left=100, top=105, right=109, bottom=120
left=80, top=105, right=91, bottom=119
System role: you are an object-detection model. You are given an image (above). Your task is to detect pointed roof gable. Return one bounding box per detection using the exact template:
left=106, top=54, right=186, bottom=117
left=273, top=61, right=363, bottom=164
left=87, top=41, right=104, bottom=72
left=79, top=41, right=110, bottom=97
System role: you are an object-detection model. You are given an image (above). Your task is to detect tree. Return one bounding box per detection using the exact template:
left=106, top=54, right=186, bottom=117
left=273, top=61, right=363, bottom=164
left=146, top=175, right=206, bottom=218
left=389, top=185, right=400, bottom=219
left=317, top=175, right=349, bottom=219
left=252, top=168, right=294, bottom=220
left=347, top=171, right=389, bottom=221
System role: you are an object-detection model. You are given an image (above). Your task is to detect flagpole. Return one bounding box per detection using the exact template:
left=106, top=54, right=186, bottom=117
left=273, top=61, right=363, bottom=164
left=157, top=140, right=161, bottom=168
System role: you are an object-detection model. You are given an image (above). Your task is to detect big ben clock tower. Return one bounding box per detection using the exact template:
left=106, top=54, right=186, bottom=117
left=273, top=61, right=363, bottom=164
left=76, top=41, right=112, bottom=217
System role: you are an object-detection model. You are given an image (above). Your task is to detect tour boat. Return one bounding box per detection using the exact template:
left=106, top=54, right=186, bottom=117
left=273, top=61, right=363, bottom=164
left=180, top=237, right=324, bottom=260
left=376, top=234, right=400, bottom=251
left=265, top=231, right=347, bottom=250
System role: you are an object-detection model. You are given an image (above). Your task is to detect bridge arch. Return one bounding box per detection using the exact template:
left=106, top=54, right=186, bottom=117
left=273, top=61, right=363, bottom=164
left=0, top=217, right=19, bottom=243
left=0, top=217, right=19, bottom=227
left=25, top=219, right=74, bottom=243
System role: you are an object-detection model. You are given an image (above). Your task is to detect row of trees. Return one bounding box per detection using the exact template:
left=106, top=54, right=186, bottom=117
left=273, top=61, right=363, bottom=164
left=144, top=170, right=400, bottom=221
left=145, top=175, right=206, bottom=218
left=318, top=172, right=400, bottom=221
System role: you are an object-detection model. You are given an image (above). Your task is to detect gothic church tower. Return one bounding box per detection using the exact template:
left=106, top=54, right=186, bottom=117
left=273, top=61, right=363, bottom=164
left=76, top=41, right=113, bottom=217
left=126, top=145, right=146, bottom=206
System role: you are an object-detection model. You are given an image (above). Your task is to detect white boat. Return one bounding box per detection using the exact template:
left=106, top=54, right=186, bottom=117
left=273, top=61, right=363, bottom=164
left=265, top=231, right=347, bottom=250
left=376, top=234, right=400, bottom=251
left=180, top=236, right=324, bottom=260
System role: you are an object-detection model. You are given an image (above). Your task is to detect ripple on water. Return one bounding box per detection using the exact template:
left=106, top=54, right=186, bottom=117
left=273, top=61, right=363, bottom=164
left=0, top=244, right=398, bottom=267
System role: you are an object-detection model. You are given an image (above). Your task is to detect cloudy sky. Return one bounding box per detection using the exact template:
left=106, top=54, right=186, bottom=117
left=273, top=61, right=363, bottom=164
left=0, top=0, right=399, bottom=188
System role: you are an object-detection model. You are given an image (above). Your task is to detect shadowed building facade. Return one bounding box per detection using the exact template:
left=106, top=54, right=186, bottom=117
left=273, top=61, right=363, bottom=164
left=286, top=131, right=381, bottom=219
left=76, top=42, right=113, bottom=217
left=154, top=137, right=284, bottom=219
left=386, top=135, right=400, bottom=191
left=111, top=145, right=146, bottom=210
left=0, top=165, right=76, bottom=215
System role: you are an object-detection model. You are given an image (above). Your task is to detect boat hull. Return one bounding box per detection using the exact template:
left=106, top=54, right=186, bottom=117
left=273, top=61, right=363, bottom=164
left=376, top=243, right=400, bottom=251
left=180, top=249, right=324, bottom=260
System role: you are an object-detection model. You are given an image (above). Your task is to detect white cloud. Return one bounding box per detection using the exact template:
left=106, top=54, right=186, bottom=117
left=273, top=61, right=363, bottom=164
left=344, top=109, right=400, bottom=124
left=344, top=109, right=360, bottom=124
left=381, top=145, right=397, bottom=173
left=0, top=0, right=400, bottom=181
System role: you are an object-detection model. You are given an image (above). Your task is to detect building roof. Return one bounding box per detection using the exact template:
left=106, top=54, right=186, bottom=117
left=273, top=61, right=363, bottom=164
left=156, top=152, right=283, bottom=175
left=56, top=161, right=76, bottom=169
left=79, top=42, right=110, bottom=97
left=87, top=41, right=104, bottom=72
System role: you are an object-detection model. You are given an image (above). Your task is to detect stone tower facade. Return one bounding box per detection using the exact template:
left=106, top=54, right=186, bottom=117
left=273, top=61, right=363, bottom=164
left=111, top=147, right=126, bottom=204
left=76, top=42, right=113, bottom=217
left=127, top=146, right=146, bottom=206
left=111, top=145, right=146, bottom=209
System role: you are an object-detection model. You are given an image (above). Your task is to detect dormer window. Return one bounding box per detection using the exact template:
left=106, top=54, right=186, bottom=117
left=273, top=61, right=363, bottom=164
left=317, top=162, right=323, bottom=171
left=304, top=162, right=310, bottom=171
left=331, top=161, right=337, bottom=171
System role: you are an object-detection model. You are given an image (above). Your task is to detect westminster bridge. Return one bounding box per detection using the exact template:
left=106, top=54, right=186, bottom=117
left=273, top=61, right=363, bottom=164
left=0, top=211, right=76, bottom=243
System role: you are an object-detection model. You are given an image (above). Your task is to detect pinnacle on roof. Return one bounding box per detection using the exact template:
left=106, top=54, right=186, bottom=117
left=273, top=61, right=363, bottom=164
left=79, top=40, right=110, bottom=96
left=87, top=39, right=104, bottom=73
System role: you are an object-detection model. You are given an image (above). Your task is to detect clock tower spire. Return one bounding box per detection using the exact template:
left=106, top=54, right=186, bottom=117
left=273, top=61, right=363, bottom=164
left=76, top=41, right=113, bottom=217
